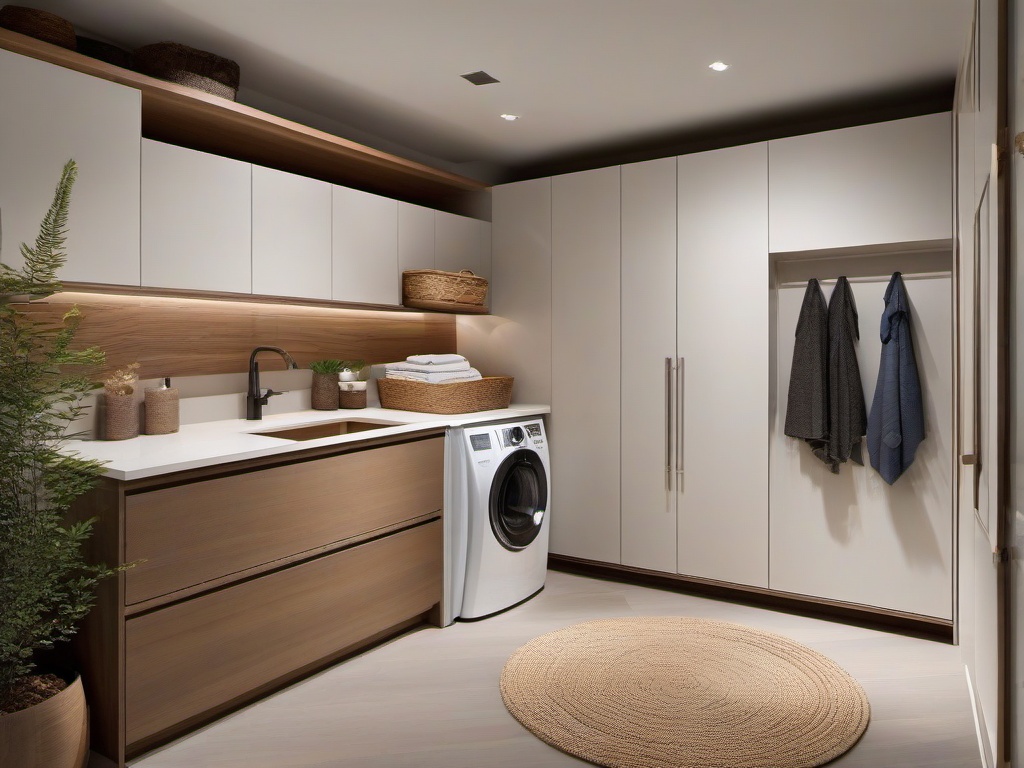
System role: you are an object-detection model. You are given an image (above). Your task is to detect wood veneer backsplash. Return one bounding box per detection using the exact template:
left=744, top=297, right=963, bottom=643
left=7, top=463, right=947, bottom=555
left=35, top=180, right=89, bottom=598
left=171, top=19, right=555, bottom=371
left=19, top=292, right=457, bottom=379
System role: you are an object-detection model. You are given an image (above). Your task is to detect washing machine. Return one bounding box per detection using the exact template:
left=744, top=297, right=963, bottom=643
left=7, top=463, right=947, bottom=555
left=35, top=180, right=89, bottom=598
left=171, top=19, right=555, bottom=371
left=448, top=417, right=550, bottom=621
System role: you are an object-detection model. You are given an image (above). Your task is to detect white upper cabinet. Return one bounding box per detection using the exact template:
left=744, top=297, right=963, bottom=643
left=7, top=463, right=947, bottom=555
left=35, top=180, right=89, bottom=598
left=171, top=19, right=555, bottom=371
left=251, top=165, right=332, bottom=300
left=332, top=186, right=399, bottom=305
left=434, top=211, right=491, bottom=306
left=0, top=49, right=140, bottom=285
left=768, top=113, right=952, bottom=252
left=142, top=140, right=252, bottom=293
left=549, top=166, right=621, bottom=564
left=398, top=202, right=436, bottom=275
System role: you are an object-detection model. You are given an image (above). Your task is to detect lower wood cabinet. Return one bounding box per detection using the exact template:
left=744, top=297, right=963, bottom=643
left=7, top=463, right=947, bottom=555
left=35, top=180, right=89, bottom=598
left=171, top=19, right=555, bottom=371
left=125, top=520, right=441, bottom=747
left=124, top=438, right=444, bottom=606
left=71, top=432, right=445, bottom=766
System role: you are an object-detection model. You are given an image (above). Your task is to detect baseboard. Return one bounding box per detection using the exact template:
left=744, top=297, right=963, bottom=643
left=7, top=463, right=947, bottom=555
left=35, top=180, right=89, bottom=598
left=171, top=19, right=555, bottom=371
left=549, top=554, right=955, bottom=643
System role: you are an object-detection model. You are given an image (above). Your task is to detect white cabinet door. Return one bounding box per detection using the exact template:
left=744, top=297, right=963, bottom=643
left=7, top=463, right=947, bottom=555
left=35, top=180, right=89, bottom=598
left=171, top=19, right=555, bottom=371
left=550, top=167, right=621, bottom=563
left=141, top=140, right=252, bottom=293
left=332, top=186, right=399, bottom=305
left=398, top=202, right=435, bottom=275
left=460, top=178, right=552, bottom=404
left=620, top=158, right=677, bottom=572
left=251, top=165, right=332, bottom=300
left=435, top=211, right=491, bottom=307
left=768, top=113, right=952, bottom=253
left=0, top=49, right=140, bottom=285
left=677, top=144, right=769, bottom=588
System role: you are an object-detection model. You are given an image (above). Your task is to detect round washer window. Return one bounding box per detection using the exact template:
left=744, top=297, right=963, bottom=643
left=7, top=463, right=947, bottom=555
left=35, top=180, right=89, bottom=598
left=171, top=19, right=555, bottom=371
left=489, top=449, right=548, bottom=551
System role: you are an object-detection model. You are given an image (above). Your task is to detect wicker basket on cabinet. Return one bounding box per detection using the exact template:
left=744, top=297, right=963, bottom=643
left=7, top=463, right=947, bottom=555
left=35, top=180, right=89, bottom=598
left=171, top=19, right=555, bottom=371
left=402, top=269, right=488, bottom=312
left=377, top=376, right=512, bottom=414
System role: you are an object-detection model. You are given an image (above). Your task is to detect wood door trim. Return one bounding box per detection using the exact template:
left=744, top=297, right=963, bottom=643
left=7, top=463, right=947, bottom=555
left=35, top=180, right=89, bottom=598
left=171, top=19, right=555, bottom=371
left=549, top=554, right=955, bottom=642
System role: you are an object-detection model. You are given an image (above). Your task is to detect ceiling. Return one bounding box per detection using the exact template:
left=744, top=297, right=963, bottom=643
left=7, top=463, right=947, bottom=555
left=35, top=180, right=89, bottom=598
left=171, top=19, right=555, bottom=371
left=24, top=1, right=973, bottom=181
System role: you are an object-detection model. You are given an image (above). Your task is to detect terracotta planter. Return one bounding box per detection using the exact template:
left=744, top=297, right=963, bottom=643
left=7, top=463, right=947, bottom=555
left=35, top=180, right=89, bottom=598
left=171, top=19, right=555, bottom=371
left=0, top=674, right=89, bottom=768
left=311, top=372, right=339, bottom=410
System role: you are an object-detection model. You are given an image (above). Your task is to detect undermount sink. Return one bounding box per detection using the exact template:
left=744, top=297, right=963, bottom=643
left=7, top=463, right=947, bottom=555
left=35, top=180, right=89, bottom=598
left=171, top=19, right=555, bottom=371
left=251, top=419, right=404, bottom=441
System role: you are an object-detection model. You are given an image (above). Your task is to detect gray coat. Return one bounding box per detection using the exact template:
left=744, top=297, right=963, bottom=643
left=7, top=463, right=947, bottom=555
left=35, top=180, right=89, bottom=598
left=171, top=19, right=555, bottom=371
left=784, top=279, right=828, bottom=459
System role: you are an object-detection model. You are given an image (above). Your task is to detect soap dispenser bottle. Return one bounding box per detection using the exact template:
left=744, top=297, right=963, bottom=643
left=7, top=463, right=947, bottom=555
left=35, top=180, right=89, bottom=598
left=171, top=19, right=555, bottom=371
left=145, top=377, right=180, bottom=434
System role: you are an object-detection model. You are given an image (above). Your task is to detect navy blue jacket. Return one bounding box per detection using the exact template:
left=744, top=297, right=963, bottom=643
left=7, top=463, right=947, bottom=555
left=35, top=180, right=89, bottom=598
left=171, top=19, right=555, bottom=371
left=867, top=273, right=925, bottom=484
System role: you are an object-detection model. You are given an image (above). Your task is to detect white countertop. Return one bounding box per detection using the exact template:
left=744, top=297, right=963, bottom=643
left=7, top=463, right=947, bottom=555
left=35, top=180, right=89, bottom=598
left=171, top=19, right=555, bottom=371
left=65, top=405, right=550, bottom=481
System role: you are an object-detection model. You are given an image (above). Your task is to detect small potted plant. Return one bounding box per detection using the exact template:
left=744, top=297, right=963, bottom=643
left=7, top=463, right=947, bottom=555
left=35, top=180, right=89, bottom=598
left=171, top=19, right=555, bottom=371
left=309, top=359, right=342, bottom=410
left=0, top=160, right=120, bottom=767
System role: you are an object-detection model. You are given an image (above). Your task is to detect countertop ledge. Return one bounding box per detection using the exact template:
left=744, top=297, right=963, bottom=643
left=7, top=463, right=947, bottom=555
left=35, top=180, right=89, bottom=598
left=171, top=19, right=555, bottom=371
left=65, top=405, right=550, bottom=481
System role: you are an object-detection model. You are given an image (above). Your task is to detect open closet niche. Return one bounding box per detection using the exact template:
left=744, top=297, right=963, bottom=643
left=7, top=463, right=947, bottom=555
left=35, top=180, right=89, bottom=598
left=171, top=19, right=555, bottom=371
left=769, top=242, right=954, bottom=621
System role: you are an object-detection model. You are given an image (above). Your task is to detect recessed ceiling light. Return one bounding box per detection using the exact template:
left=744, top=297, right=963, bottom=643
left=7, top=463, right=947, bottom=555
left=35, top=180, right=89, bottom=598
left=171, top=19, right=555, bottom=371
left=709, top=61, right=729, bottom=72
left=500, top=114, right=520, bottom=121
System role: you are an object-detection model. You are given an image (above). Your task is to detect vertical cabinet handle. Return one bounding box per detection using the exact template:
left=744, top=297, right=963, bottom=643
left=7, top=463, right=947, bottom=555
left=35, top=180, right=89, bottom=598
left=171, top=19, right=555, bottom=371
left=665, top=357, right=673, bottom=491
left=677, top=357, right=684, bottom=476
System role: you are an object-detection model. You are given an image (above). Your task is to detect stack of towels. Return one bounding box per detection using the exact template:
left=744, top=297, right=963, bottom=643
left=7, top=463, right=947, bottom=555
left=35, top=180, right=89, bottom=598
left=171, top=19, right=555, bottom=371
left=384, top=354, right=482, bottom=384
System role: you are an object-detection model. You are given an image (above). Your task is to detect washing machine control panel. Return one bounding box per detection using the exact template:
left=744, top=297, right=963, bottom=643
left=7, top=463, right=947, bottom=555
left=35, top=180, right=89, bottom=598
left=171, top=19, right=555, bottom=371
left=503, top=426, right=526, bottom=446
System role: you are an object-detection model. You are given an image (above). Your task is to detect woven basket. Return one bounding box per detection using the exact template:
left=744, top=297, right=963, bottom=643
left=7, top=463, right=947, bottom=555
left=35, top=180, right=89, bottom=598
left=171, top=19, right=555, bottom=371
left=403, top=270, right=488, bottom=308
left=339, top=389, right=367, bottom=409
left=0, top=5, right=75, bottom=49
left=104, top=392, right=139, bottom=440
left=76, top=35, right=131, bottom=68
left=377, top=376, right=513, bottom=415
left=144, top=387, right=179, bottom=435
left=311, top=372, right=339, bottom=410
left=133, top=41, right=240, bottom=100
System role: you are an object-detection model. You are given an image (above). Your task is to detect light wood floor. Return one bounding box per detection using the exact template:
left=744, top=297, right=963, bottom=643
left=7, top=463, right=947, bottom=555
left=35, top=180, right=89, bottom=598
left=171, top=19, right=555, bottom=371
left=94, top=570, right=980, bottom=768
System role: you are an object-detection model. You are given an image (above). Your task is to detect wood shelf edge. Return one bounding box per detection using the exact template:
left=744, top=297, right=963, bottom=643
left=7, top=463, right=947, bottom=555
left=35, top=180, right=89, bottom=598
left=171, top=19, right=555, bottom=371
left=0, top=29, right=490, bottom=213
left=53, top=282, right=490, bottom=315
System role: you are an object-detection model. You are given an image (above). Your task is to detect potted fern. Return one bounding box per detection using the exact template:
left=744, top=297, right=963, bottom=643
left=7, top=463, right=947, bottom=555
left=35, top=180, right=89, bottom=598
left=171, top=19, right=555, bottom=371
left=0, top=160, right=117, bottom=768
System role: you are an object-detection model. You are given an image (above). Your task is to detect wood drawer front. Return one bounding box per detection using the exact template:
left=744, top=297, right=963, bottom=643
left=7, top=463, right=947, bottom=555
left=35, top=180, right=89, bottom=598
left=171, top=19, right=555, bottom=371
left=124, top=436, right=443, bottom=605
left=125, top=520, right=442, bottom=746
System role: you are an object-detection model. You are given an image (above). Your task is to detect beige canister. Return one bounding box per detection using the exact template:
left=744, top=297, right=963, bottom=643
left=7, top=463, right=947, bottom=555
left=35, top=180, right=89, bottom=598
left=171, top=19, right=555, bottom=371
left=145, top=378, right=180, bottom=434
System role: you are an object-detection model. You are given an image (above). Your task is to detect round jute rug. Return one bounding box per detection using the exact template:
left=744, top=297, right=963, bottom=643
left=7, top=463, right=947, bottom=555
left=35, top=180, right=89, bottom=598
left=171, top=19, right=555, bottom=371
left=500, top=617, right=870, bottom=768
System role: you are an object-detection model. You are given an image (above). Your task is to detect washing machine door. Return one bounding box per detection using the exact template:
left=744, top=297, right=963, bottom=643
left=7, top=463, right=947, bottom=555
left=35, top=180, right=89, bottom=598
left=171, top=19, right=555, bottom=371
left=489, top=449, right=548, bottom=551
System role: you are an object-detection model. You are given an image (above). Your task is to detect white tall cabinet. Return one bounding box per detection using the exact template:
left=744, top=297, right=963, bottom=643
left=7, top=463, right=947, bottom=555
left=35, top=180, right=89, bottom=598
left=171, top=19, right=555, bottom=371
left=620, top=158, right=678, bottom=572
left=550, top=167, right=621, bottom=563
left=0, top=48, right=140, bottom=285
left=493, top=114, right=951, bottom=621
left=676, top=144, right=769, bottom=588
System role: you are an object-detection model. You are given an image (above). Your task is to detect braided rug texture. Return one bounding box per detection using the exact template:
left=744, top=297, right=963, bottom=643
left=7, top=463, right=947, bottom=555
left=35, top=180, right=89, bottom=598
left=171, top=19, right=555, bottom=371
left=500, top=617, right=870, bottom=768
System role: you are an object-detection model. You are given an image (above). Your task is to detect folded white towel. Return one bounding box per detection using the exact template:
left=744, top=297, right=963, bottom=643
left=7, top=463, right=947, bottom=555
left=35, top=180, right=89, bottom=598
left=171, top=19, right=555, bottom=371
left=386, top=368, right=482, bottom=384
left=385, top=360, right=470, bottom=373
left=406, top=354, right=467, bottom=365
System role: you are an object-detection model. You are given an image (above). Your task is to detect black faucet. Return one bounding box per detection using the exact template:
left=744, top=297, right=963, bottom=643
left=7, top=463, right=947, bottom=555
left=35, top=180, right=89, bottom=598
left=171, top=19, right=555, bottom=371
left=246, top=346, right=299, bottom=420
